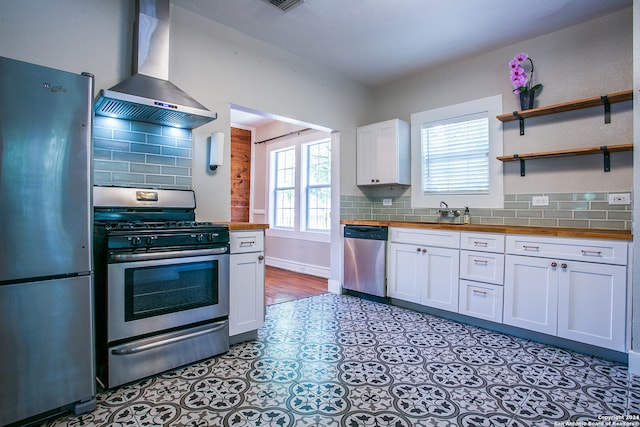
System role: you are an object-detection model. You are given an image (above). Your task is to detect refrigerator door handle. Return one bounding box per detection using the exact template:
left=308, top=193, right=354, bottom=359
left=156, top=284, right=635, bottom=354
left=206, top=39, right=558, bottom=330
left=111, top=321, right=227, bottom=355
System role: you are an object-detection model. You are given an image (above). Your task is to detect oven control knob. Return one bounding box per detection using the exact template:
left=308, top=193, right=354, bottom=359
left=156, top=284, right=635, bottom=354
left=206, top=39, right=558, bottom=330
left=195, top=234, right=205, bottom=242
left=145, top=236, right=156, bottom=245
left=131, top=236, right=142, bottom=246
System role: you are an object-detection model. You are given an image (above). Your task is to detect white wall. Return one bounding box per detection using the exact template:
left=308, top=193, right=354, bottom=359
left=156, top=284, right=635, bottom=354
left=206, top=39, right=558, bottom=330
left=0, top=0, right=134, bottom=90
left=339, top=8, right=633, bottom=198
left=168, top=6, right=371, bottom=221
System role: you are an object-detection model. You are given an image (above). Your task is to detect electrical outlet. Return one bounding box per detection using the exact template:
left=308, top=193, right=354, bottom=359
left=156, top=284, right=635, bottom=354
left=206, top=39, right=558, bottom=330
left=532, top=196, right=549, bottom=206
left=382, top=198, right=392, bottom=206
left=608, top=193, right=631, bottom=205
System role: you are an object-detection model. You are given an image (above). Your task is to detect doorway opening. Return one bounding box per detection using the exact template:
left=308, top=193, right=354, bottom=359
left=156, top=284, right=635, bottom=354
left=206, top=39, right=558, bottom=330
left=230, top=104, right=336, bottom=305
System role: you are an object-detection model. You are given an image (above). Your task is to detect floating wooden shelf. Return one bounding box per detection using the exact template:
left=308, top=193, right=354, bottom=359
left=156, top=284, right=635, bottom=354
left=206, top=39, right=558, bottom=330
left=496, top=89, right=633, bottom=135
left=497, top=143, right=633, bottom=176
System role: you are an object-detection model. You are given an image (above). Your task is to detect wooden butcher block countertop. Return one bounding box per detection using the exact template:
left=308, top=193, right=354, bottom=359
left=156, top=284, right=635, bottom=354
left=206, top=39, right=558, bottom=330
left=340, top=220, right=632, bottom=241
left=221, top=222, right=270, bottom=231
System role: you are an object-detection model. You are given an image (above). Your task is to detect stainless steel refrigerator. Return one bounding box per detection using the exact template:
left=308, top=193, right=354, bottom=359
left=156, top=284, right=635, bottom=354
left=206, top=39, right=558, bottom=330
left=0, top=57, right=96, bottom=426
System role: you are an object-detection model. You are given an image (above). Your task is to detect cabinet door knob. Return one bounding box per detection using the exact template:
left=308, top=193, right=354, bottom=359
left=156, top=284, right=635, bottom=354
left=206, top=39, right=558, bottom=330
left=422, top=248, right=427, bottom=253
left=258, top=255, right=265, bottom=261
left=551, top=262, right=557, bottom=267
left=561, top=263, right=567, bottom=269
left=416, top=248, right=421, bottom=252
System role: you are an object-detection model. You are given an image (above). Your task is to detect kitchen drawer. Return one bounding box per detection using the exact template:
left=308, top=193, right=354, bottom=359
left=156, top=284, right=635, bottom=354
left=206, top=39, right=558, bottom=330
left=460, top=232, right=505, bottom=253
left=389, top=227, right=460, bottom=249
left=459, top=280, right=503, bottom=323
left=230, top=230, right=264, bottom=254
left=459, top=250, right=504, bottom=285
left=505, top=235, right=627, bottom=265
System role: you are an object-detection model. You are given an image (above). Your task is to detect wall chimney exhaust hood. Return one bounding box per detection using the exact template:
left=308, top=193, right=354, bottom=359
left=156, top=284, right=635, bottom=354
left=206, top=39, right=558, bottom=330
left=94, top=0, right=216, bottom=129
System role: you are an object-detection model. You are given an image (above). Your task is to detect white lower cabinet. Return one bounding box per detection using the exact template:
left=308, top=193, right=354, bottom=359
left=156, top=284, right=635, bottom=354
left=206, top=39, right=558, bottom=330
left=459, top=280, right=504, bottom=322
left=386, top=228, right=628, bottom=352
left=503, top=254, right=558, bottom=335
left=421, top=246, right=460, bottom=311
left=387, top=242, right=423, bottom=303
left=229, top=230, right=265, bottom=338
left=458, top=232, right=505, bottom=323
left=388, top=228, right=460, bottom=312
left=460, top=250, right=504, bottom=285
left=504, top=235, right=628, bottom=352
left=557, top=260, right=626, bottom=351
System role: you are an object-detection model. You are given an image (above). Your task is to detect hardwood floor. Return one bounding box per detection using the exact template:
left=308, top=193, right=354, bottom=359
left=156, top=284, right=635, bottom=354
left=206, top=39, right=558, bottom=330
left=265, top=266, right=328, bottom=305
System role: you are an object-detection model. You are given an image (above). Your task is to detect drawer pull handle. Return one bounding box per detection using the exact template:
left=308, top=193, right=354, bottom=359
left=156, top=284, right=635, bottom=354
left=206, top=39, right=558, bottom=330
left=473, top=241, right=489, bottom=246
left=472, top=290, right=488, bottom=296
left=473, top=259, right=489, bottom=264
left=240, top=241, right=256, bottom=247
left=523, top=245, right=540, bottom=250
left=581, top=249, right=602, bottom=256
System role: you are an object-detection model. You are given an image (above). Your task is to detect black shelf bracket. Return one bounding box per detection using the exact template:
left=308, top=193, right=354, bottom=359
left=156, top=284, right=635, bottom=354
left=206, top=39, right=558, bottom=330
left=601, top=146, right=611, bottom=172
left=511, top=154, right=526, bottom=176
left=601, top=95, right=611, bottom=124
left=513, top=111, right=525, bottom=135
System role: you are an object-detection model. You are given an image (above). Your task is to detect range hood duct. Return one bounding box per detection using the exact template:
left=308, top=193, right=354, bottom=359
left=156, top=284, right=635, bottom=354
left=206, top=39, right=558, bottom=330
left=94, top=0, right=216, bottom=129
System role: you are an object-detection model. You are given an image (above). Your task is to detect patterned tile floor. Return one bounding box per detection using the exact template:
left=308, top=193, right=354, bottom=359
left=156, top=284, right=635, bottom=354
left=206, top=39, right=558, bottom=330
left=44, top=293, right=639, bottom=426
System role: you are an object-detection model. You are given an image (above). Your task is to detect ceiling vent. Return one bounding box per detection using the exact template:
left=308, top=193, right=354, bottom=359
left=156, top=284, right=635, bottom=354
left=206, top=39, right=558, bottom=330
left=265, top=0, right=305, bottom=12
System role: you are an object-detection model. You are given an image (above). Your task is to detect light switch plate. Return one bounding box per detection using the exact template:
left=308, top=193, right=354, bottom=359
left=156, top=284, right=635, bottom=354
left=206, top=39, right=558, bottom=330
left=608, top=193, right=631, bottom=205
left=382, top=198, right=392, bottom=206
left=532, top=196, right=549, bottom=206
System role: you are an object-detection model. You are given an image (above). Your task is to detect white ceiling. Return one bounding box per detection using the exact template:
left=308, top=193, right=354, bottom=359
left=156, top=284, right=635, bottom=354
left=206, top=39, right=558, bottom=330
left=172, top=0, right=632, bottom=126
left=174, top=0, right=631, bottom=88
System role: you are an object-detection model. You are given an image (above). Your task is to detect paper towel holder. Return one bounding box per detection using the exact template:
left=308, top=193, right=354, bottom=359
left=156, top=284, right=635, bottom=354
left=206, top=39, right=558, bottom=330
left=209, top=131, right=224, bottom=171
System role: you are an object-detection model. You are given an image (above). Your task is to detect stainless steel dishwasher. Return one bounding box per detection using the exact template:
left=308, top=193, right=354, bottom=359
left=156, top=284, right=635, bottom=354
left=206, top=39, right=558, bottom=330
left=343, top=225, right=388, bottom=297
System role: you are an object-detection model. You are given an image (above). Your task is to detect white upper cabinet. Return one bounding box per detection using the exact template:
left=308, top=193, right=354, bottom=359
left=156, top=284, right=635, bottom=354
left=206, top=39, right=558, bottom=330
left=356, top=119, right=410, bottom=186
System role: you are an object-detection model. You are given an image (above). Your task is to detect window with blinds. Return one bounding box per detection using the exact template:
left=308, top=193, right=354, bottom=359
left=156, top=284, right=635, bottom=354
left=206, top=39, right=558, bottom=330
left=421, top=113, right=489, bottom=195
left=410, top=94, right=503, bottom=209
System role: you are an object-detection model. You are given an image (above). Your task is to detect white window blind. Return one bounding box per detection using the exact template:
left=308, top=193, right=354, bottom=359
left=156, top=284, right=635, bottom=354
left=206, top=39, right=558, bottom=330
left=421, top=113, right=489, bottom=195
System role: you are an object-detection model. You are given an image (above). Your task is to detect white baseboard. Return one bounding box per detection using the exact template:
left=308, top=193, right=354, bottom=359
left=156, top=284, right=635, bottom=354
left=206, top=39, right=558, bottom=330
left=629, top=350, right=640, bottom=375
left=265, top=256, right=330, bottom=279
left=327, top=279, right=342, bottom=294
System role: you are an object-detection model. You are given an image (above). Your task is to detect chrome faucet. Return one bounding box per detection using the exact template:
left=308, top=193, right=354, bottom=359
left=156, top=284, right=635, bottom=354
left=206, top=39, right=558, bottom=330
left=438, top=201, right=460, bottom=218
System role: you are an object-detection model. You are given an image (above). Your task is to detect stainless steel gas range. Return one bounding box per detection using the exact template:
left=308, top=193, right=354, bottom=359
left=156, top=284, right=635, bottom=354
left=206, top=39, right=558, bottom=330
left=93, top=186, right=230, bottom=388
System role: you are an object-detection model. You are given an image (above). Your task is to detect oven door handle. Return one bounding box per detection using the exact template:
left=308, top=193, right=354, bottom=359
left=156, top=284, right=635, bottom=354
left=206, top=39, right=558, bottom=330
left=110, top=320, right=228, bottom=356
left=110, top=247, right=228, bottom=262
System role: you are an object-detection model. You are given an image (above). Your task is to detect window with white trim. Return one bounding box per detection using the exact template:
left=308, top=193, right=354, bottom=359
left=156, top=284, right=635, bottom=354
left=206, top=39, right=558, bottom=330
left=304, top=141, right=331, bottom=231
left=272, top=147, right=295, bottom=229
left=268, top=134, right=331, bottom=238
left=411, top=95, right=503, bottom=208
